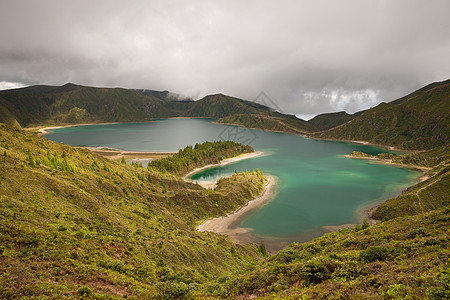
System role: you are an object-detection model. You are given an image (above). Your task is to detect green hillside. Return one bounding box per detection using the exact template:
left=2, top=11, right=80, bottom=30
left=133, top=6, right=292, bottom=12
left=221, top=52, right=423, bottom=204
left=371, top=145, right=450, bottom=220
left=216, top=113, right=317, bottom=134
left=0, top=85, right=299, bottom=129
left=213, top=208, right=449, bottom=299
left=185, top=94, right=271, bottom=119
left=315, top=79, right=450, bottom=150
left=308, top=111, right=361, bottom=131
left=0, top=84, right=169, bottom=127
left=0, top=124, right=267, bottom=299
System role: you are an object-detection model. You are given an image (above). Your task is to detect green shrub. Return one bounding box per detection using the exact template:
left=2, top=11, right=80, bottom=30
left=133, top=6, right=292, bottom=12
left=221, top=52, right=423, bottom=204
left=156, top=281, right=193, bottom=300
left=301, top=259, right=332, bottom=284
left=359, top=246, right=388, bottom=262
left=408, top=227, right=427, bottom=238
left=258, top=240, right=267, bottom=257
left=376, top=153, right=394, bottom=159
left=78, top=286, right=92, bottom=297
left=107, top=260, right=125, bottom=273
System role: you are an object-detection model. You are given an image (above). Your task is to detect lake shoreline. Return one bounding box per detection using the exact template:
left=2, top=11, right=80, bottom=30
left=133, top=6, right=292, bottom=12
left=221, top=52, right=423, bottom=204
left=196, top=176, right=275, bottom=242
left=29, top=122, right=128, bottom=136
left=182, top=151, right=265, bottom=188
left=78, top=146, right=175, bottom=161
left=344, top=154, right=431, bottom=224
left=36, top=119, right=427, bottom=243
left=35, top=120, right=416, bottom=153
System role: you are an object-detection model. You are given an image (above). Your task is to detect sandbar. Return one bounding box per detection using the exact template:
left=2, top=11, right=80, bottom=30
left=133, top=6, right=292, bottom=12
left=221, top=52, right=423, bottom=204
left=29, top=122, right=124, bottom=136
left=196, top=176, right=275, bottom=243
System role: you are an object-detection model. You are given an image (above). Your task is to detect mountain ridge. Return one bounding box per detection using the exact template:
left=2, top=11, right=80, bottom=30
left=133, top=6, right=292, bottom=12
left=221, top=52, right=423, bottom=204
left=314, top=79, right=450, bottom=149
left=1, top=79, right=449, bottom=151
left=0, top=83, right=317, bottom=134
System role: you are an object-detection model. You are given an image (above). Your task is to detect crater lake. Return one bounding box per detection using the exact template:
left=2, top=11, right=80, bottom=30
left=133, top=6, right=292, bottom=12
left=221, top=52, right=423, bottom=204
left=44, top=118, right=421, bottom=252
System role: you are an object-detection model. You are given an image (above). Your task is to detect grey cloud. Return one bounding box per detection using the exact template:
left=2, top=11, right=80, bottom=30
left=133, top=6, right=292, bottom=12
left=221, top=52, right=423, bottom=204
left=1, top=0, right=449, bottom=117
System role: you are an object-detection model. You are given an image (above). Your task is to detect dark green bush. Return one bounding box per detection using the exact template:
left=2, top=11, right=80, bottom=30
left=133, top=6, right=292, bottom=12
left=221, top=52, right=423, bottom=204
left=156, top=281, right=193, bottom=300
left=301, top=259, right=332, bottom=284
left=78, top=286, right=92, bottom=297
left=359, top=246, right=388, bottom=262
left=107, top=260, right=125, bottom=273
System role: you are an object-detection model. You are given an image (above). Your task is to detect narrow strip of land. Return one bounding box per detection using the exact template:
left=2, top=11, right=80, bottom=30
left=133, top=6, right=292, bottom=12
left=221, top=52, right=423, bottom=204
left=79, top=147, right=175, bottom=161
left=182, top=151, right=265, bottom=188
left=31, top=122, right=122, bottom=135
left=197, top=176, right=275, bottom=243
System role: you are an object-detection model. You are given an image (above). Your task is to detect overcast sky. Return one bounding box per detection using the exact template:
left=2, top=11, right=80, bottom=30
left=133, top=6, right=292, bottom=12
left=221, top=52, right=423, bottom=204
left=1, top=0, right=449, bottom=119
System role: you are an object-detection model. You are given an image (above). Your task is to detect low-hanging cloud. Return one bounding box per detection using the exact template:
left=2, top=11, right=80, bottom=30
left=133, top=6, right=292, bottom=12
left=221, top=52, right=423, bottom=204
left=0, top=0, right=449, bottom=118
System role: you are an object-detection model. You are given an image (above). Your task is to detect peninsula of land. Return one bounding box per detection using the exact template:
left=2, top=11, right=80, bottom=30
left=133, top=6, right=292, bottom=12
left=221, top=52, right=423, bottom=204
left=197, top=175, right=275, bottom=243
left=182, top=151, right=265, bottom=188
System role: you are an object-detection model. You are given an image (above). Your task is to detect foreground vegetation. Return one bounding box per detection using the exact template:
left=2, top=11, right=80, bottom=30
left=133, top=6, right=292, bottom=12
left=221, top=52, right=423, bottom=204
left=0, top=124, right=267, bottom=299
left=212, top=208, right=449, bottom=299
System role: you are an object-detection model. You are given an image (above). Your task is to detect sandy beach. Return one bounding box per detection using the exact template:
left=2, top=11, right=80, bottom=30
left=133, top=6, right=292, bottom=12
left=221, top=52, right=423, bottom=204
left=182, top=151, right=265, bottom=188
left=197, top=176, right=275, bottom=243
left=31, top=122, right=123, bottom=136
left=79, top=147, right=175, bottom=161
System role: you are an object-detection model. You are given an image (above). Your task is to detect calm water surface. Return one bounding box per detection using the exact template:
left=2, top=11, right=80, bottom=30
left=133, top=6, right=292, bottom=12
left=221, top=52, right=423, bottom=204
left=45, top=119, right=420, bottom=251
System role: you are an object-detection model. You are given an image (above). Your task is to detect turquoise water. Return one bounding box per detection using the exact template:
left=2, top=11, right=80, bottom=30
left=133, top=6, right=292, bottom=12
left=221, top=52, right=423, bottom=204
left=45, top=119, right=420, bottom=251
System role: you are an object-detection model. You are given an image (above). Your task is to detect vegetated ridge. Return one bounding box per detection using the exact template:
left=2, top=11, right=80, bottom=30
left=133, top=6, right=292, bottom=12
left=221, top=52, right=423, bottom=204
left=0, top=84, right=316, bottom=134
left=0, top=124, right=267, bottom=299
left=308, top=110, right=363, bottom=131
left=216, top=113, right=316, bottom=134
left=1, top=80, right=448, bottom=150
left=315, top=79, right=450, bottom=150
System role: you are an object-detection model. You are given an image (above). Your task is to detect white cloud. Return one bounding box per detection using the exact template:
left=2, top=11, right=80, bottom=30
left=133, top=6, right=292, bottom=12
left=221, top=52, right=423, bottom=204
left=0, top=81, right=26, bottom=91
left=0, top=0, right=449, bottom=117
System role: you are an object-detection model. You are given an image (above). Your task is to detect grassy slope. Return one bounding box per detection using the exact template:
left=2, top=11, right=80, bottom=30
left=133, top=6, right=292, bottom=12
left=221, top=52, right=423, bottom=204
left=185, top=94, right=270, bottom=119
left=215, top=208, right=449, bottom=299
left=0, top=84, right=171, bottom=127
left=216, top=113, right=317, bottom=135
left=0, top=84, right=317, bottom=135
left=371, top=145, right=450, bottom=220
left=0, top=85, right=304, bottom=129
left=0, top=124, right=268, bottom=299
left=316, top=79, right=450, bottom=150
left=206, top=145, right=450, bottom=299
left=308, top=111, right=359, bottom=131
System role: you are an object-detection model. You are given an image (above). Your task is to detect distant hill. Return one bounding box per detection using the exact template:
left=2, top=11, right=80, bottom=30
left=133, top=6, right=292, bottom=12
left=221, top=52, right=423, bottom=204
left=217, top=113, right=317, bottom=134
left=308, top=110, right=363, bottom=131
left=0, top=84, right=312, bottom=131
left=0, top=83, right=170, bottom=127
left=1, top=80, right=449, bottom=150
left=135, top=89, right=193, bottom=102
left=315, top=79, right=450, bottom=149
